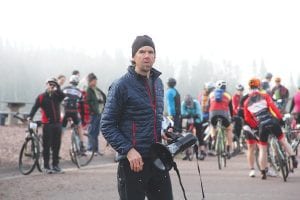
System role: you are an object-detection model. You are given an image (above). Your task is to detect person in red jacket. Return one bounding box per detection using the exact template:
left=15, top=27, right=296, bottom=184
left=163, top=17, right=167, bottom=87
left=243, top=78, right=297, bottom=179
left=231, top=84, right=244, bottom=152
left=28, top=78, right=65, bottom=173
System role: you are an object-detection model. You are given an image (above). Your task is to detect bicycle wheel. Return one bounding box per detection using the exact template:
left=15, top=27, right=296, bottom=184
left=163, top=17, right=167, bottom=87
left=70, top=131, right=81, bottom=168
left=274, top=142, right=289, bottom=181
left=19, top=137, right=37, bottom=175
left=216, top=131, right=225, bottom=170
left=36, top=136, right=44, bottom=172
left=77, top=133, right=95, bottom=167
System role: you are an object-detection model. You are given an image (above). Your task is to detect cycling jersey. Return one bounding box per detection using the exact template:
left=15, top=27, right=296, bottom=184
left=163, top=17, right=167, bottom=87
left=29, top=88, right=65, bottom=124
left=181, top=100, right=202, bottom=123
left=243, top=90, right=282, bottom=129
left=166, top=88, right=181, bottom=116
left=232, top=93, right=242, bottom=116
left=208, top=89, right=232, bottom=124
left=62, top=85, right=83, bottom=113
left=290, top=91, right=300, bottom=113
left=290, top=90, right=300, bottom=124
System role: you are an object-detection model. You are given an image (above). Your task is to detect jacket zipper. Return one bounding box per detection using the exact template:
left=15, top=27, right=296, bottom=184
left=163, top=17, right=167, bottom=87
left=132, top=122, right=137, bottom=146
left=144, top=80, right=158, bottom=142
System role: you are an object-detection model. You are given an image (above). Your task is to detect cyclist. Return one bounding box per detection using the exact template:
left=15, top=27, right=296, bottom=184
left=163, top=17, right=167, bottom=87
left=261, top=72, right=273, bottom=96
left=208, top=80, right=233, bottom=158
left=28, top=78, right=65, bottom=173
left=61, top=75, right=85, bottom=152
left=199, top=82, right=215, bottom=154
left=181, top=95, right=205, bottom=160
left=166, top=78, right=182, bottom=133
left=290, top=82, right=300, bottom=126
left=199, top=82, right=215, bottom=122
left=244, top=78, right=297, bottom=180
left=231, top=84, right=244, bottom=154
left=271, top=77, right=289, bottom=114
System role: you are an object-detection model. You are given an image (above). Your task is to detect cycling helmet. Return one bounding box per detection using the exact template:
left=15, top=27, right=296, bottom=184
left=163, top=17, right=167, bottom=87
left=46, top=77, right=58, bottom=85
left=184, top=95, right=194, bottom=108
left=275, top=77, right=281, bottom=83
left=167, top=78, right=176, bottom=88
left=235, top=84, right=244, bottom=91
left=69, top=75, right=80, bottom=85
left=216, top=80, right=227, bottom=90
left=265, top=72, right=273, bottom=79
left=205, top=82, right=215, bottom=90
left=248, top=78, right=261, bottom=89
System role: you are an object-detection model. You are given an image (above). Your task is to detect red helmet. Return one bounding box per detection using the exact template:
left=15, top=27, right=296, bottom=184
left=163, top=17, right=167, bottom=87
left=248, top=78, right=261, bottom=88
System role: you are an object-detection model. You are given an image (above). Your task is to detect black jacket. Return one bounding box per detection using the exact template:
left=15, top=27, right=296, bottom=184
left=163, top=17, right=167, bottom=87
left=101, top=66, right=164, bottom=157
left=29, top=88, right=65, bottom=124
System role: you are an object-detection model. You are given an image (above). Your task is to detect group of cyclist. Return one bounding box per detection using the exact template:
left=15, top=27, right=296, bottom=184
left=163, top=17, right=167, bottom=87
left=165, top=72, right=299, bottom=179
left=28, top=70, right=106, bottom=174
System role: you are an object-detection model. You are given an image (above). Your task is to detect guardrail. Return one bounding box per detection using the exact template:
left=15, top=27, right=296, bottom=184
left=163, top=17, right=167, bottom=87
left=0, top=101, right=33, bottom=126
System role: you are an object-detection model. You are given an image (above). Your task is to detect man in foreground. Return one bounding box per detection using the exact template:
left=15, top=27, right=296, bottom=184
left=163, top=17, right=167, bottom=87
left=101, top=35, right=173, bottom=200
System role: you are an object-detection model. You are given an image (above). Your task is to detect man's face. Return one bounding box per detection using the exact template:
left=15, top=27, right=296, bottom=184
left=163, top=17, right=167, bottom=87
left=47, top=82, right=56, bottom=92
left=58, top=77, right=66, bottom=86
left=275, top=81, right=280, bottom=86
left=133, top=46, right=155, bottom=73
left=89, top=79, right=97, bottom=87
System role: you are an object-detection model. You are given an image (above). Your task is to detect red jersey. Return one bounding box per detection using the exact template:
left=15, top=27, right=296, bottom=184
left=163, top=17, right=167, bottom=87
left=244, top=90, right=282, bottom=129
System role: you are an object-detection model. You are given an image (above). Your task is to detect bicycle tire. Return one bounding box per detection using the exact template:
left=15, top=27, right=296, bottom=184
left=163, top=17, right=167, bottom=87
left=77, top=133, right=95, bottom=167
left=70, top=131, right=81, bottom=168
left=216, top=130, right=223, bottom=170
left=36, top=135, right=44, bottom=172
left=19, top=138, right=37, bottom=175
left=275, top=141, right=289, bottom=181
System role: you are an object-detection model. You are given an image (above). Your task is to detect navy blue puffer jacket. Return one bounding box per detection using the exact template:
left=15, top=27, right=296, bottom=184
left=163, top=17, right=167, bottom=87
left=100, top=66, right=164, bottom=158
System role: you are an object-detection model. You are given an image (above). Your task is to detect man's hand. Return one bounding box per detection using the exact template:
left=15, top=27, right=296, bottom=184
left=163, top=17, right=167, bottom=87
left=127, top=148, right=144, bottom=172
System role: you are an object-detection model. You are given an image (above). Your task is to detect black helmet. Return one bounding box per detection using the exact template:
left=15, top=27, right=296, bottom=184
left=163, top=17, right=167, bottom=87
left=167, top=78, right=176, bottom=88
left=235, top=84, right=244, bottom=91
left=265, top=72, right=273, bottom=79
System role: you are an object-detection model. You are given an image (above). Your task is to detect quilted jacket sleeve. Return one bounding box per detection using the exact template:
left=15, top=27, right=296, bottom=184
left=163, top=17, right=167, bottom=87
left=100, top=81, right=133, bottom=155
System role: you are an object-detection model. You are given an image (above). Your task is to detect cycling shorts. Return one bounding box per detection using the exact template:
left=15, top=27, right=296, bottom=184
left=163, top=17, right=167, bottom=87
left=62, top=112, right=81, bottom=128
left=258, top=118, right=284, bottom=146
left=210, top=115, right=231, bottom=128
left=243, top=125, right=258, bottom=144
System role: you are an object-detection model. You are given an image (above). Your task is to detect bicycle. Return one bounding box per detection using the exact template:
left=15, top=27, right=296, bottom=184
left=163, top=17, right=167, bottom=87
left=255, top=125, right=289, bottom=182
left=14, top=113, right=44, bottom=175
left=68, top=118, right=95, bottom=168
left=215, top=118, right=227, bottom=170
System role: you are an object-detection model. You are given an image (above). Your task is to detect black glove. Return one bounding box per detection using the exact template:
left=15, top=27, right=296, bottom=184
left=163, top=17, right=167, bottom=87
left=279, top=119, right=285, bottom=126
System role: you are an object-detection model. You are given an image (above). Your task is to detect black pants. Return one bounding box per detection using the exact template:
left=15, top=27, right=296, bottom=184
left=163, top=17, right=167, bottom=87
left=118, top=158, right=173, bottom=200
left=173, top=114, right=182, bottom=133
left=232, top=116, right=243, bottom=140
left=43, top=123, right=62, bottom=167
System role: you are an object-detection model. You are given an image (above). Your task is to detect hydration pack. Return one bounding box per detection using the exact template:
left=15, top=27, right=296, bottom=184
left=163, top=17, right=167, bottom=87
left=214, top=89, right=224, bottom=102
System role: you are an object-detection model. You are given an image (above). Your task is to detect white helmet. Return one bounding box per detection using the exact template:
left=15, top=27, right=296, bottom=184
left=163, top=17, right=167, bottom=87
left=216, top=80, right=227, bottom=90
left=69, top=75, right=80, bottom=85
left=204, top=82, right=215, bottom=90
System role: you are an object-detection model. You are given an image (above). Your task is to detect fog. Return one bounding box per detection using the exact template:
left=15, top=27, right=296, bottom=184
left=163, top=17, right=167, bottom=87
left=1, top=0, right=300, bottom=112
